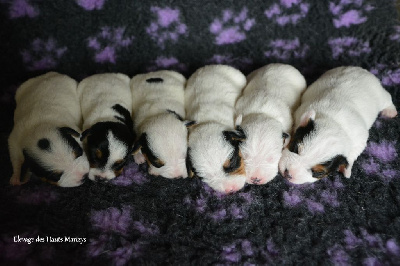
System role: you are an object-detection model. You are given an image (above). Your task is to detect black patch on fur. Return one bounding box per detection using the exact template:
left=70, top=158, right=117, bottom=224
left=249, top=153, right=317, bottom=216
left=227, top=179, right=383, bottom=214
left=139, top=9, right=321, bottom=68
left=59, top=127, right=83, bottom=158
left=83, top=122, right=134, bottom=169
left=137, top=133, right=164, bottom=168
left=112, top=159, right=127, bottom=171
left=112, top=104, right=136, bottom=141
left=311, top=155, right=349, bottom=179
left=146, top=77, right=163, bottom=83
left=167, top=109, right=184, bottom=121
left=282, top=132, right=289, bottom=139
left=37, top=138, right=51, bottom=151
left=288, top=120, right=315, bottom=154
left=222, top=126, right=246, bottom=174
left=22, top=149, right=63, bottom=183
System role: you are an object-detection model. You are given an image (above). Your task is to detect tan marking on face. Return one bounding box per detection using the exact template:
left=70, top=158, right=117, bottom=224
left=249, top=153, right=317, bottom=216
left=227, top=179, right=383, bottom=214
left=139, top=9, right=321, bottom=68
left=224, top=151, right=246, bottom=176
left=114, top=168, right=124, bottom=177
left=311, top=164, right=328, bottom=179
left=95, top=149, right=102, bottom=159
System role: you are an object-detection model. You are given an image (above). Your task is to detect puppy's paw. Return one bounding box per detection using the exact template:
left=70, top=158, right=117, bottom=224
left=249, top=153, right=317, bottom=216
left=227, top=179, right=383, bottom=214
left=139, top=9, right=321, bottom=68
left=9, top=175, right=21, bottom=185
left=134, top=153, right=146, bottom=164
left=381, top=106, right=398, bottom=118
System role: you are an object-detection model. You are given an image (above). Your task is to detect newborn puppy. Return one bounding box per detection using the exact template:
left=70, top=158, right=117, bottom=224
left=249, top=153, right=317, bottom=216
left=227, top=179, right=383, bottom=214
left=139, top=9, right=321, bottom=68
left=279, top=66, right=398, bottom=184
left=8, top=72, right=89, bottom=187
left=235, top=63, right=306, bottom=185
left=185, top=65, right=247, bottom=193
left=130, top=70, right=192, bottom=179
left=78, top=73, right=135, bottom=182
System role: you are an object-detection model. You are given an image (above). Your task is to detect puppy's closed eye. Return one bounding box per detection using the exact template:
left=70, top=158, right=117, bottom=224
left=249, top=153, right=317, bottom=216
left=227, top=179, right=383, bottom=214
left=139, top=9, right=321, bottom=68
left=112, top=159, right=126, bottom=171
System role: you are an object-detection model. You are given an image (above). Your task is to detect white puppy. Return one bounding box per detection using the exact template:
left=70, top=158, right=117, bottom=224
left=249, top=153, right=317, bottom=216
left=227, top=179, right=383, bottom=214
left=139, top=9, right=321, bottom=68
left=8, top=72, right=89, bottom=187
left=130, top=70, right=192, bottom=179
left=235, top=63, right=306, bottom=185
left=185, top=65, right=248, bottom=193
left=279, top=66, right=398, bottom=184
left=78, top=73, right=135, bottom=182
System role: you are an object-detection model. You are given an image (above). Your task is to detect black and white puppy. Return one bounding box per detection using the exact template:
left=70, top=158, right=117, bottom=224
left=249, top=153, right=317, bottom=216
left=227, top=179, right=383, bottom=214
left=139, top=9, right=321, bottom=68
left=78, top=73, right=135, bottom=182
left=235, top=63, right=306, bottom=185
left=130, top=70, right=192, bottom=178
left=279, top=66, right=398, bottom=184
left=8, top=72, right=90, bottom=187
left=185, top=65, right=248, bottom=193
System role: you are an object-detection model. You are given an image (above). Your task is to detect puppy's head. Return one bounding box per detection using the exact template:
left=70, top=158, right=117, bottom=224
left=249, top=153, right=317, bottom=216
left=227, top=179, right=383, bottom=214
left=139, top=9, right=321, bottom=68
left=133, top=111, right=195, bottom=179
left=187, top=123, right=247, bottom=193
left=237, top=114, right=290, bottom=185
left=20, top=126, right=89, bottom=187
left=81, top=104, right=135, bottom=182
left=279, top=110, right=349, bottom=184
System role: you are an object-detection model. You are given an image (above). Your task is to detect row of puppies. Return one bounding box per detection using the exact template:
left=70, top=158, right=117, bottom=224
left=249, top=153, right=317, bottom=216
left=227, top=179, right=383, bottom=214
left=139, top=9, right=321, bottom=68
left=9, top=64, right=397, bottom=193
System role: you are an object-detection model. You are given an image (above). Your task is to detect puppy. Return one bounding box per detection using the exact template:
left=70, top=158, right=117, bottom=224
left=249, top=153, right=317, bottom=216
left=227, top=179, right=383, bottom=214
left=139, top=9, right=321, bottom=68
left=130, top=70, right=192, bottom=179
left=235, top=63, right=306, bottom=185
left=8, top=72, right=89, bottom=187
left=185, top=65, right=248, bottom=193
left=279, top=66, right=398, bottom=184
left=78, top=73, right=135, bottom=182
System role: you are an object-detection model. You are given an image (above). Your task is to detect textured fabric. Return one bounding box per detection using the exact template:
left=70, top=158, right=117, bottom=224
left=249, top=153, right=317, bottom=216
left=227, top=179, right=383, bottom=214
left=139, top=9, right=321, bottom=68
left=1, top=0, right=400, bottom=264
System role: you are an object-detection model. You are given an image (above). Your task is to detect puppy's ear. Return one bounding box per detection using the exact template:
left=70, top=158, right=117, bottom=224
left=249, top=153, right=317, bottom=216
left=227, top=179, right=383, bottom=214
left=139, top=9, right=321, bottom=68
left=80, top=128, right=91, bottom=141
left=223, top=125, right=247, bottom=143
left=59, top=127, right=80, bottom=138
left=282, top=132, right=290, bottom=148
left=299, top=110, right=316, bottom=127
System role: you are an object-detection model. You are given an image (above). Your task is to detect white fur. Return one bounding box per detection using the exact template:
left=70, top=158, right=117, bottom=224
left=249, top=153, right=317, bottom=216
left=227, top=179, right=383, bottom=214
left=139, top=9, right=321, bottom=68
left=235, top=63, right=306, bottom=185
left=8, top=72, right=89, bottom=187
left=279, top=66, right=398, bottom=184
left=130, top=70, right=188, bottom=178
left=77, top=73, right=132, bottom=181
left=185, top=65, right=247, bottom=193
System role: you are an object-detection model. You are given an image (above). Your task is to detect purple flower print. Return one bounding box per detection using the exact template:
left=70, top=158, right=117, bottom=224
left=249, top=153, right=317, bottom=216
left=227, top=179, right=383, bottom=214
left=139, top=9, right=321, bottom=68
left=264, top=38, right=309, bottom=60
left=111, top=163, right=149, bottom=186
left=365, top=141, right=397, bottom=163
left=147, top=56, right=187, bottom=72
left=91, top=206, right=133, bottom=236
left=283, top=177, right=344, bottom=214
left=0, top=0, right=39, bottom=19
left=264, top=0, right=310, bottom=26
left=207, top=54, right=253, bottom=72
left=146, top=6, right=187, bottom=49
left=76, top=0, right=106, bottom=10
left=87, top=27, right=134, bottom=64
left=328, top=37, right=370, bottom=59
left=329, top=228, right=400, bottom=264
left=221, top=239, right=277, bottom=263
left=370, top=64, right=400, bottom=86
left=361, top=158, right=380, bottom=175
left=21, top=38, right=67, bottom=71
left=108, top=239, right=142, bottom=266
left=329, top=0, right=374, bottom=28
left=210, top=7, right=255, bottom=45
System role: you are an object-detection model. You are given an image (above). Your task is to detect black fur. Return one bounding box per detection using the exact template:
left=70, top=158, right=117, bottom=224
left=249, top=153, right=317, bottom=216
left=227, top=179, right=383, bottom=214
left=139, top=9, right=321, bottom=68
left=222, top=126, right=246, bottom=174
left=83, top=122, right=134, bottom=169
left=311, top=155, right=349, bottom=178
left=288, top=119, right=315, bottom=154
left=112, top=104, right=136, bottom=140
left=223, top=145, right=242, bottom=174
left=146, top=77, right=163, bottom=83
left=59, top=127, right=83, bottom=158
left=37, top=138, right=51, bottom=151
left=137, top=133, right=164, bottom=168
left=22, top=149, right=63, bottom=182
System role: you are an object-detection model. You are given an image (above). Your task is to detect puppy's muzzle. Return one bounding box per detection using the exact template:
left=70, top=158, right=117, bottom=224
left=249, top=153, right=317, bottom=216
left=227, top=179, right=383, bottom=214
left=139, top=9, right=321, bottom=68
left=94, top=175, right=108, bottom=183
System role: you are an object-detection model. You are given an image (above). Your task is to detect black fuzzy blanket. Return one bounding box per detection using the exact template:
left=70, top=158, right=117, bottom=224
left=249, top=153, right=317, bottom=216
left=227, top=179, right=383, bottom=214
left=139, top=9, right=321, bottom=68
left=1, top=0, right=400, bottom=265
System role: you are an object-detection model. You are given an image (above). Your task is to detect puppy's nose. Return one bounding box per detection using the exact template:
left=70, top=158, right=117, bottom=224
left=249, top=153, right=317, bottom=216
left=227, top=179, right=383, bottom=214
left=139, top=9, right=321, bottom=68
left=95, top=175, right=107, bottom=183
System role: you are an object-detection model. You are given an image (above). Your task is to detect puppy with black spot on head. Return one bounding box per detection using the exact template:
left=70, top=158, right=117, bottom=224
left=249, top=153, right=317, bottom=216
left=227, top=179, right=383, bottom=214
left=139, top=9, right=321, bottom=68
left=185, top=65, right=248, bottom=193
left=279, top=66, right=398, bottom=184
left=8, top=72, right=90, bottom=187
left=235, top=63, right=306, bottom=185
left=130, top=70, right=193, bottom=179
left=78, top=73, right=135, bottom=182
